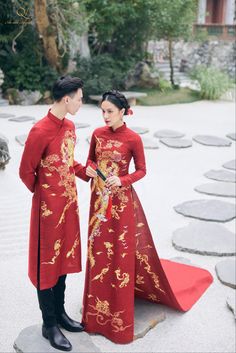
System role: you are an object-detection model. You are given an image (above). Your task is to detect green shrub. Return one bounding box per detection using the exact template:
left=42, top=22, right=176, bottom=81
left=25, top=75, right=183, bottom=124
left=158, top=77, right=172, bottom=92
left=190, top=66, right=233, bottom=100
left=73, top=54, right=134, bottom=100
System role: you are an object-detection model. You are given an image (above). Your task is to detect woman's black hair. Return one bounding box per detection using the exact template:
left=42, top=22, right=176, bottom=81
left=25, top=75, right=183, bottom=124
left=52, top=76, right=84, bottom=101
left=101, top=90, right=130, bottom=115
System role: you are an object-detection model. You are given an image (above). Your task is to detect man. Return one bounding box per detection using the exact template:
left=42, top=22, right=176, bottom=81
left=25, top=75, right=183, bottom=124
left=19, top=76, right=89, bottom=351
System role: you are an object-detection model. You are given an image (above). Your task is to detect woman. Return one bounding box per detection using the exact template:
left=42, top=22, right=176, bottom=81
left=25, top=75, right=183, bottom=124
left=82, top=90, right=213, bottom=344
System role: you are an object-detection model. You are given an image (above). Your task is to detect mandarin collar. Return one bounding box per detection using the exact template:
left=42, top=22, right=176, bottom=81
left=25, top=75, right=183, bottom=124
left=48, top=109, right=64, bottom=126
left=109, top=122, right=127, bottom=133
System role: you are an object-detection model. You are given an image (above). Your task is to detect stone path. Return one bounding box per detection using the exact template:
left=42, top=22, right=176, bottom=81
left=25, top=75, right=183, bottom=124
left=14, top=299, right=166, bottom=352
left=154, top=129, right=185, bottom=138
left=226, top=294, right=236, bottom=319
left=174, top=199, right=236, bottom=222
left=172, top=221, right=235, bottom=256
left=193, top=135, right=232, bottom=147
left=0, top=113, right=15, bottom=118
left=14, top=326, right=101, bottom=353
left=226, top=132, right=236, bottom=141
left=160, top=138, right=192, bottom=148
left=9, top=116, right=36, bottom=122
left=215, top=259, right=236, bottom=289
left=204, top=169, right=236, bottom=183
left=194, top=182, right=236, bottom=198
left=223, top=159, right=236, bottom=171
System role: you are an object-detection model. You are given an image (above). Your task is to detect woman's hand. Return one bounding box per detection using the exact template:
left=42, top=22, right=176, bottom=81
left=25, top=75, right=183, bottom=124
left=106, top=175, right=121, bottom=188
left=86, top=165, right=97, bottom=178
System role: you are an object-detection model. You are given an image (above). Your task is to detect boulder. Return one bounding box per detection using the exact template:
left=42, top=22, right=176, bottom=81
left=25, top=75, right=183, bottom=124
left=0, top=135, right=10, bottom=170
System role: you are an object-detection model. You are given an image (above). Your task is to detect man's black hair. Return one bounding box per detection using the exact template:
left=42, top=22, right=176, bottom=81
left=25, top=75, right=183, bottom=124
left=52, top=76, right=84, bottom=101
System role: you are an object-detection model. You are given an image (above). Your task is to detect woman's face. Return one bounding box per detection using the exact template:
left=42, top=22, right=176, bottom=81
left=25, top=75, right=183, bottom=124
left=101, top=100, right=124, bottom=129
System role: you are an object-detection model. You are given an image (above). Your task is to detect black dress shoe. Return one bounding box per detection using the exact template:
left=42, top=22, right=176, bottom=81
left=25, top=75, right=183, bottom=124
left=57, top=311, right=85, bottom=332
left=42, top=324, right=72, bottom=351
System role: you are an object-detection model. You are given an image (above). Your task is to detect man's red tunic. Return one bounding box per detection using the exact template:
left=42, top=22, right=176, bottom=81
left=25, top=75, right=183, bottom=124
left=19, top=110, right=88, bottom=289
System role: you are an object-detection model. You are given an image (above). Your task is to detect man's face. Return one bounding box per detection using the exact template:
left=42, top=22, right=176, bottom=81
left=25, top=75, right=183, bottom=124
left=65, top=88, right=83, bottom=115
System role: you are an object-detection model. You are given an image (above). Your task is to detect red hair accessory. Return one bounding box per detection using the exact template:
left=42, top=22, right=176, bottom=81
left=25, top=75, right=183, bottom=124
left=127, top=108, right=133, bottom=116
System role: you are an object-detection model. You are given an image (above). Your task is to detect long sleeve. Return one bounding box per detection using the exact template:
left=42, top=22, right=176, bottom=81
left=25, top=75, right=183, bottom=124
left=119, top=135, right=146, bottom=187
left=86, top=132, right=97, bottom=165
left=19, top=127, right=48, bottom=193
left=74, top=131, right=97, bottom=182
left=73, top=160, right=90, bottom=182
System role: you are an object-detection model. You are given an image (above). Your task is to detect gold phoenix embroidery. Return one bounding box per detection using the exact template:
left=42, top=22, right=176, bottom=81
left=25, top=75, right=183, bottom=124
left=115, top=268, right=130, bottom=288
left=136, top=251, right=165, bottom=294
left=92, top=263, right=111, bottom=283
left=148, top=294, right=160, bottom=302
left=40, top=131, right=78, bottom=227
left=104, top=242, right=114, bottom=259
left=41, top=201, right=53, bottom=217
left=66, top=234, right=80, bottom=259
left=118, top=228, right=128, bottom=249
left=85, top=297, right=132, bottom=333
left=42, top=239, right=63, bottom=265
left=87, top=137, right=129, bottom=268
left=136, top=274, right=144, bottom=285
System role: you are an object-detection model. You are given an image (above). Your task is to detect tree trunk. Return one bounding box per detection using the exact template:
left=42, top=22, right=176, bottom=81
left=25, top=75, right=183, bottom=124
left=34, top=0, right=60, bottom=71
left=168, top=37, right=175, bottom=86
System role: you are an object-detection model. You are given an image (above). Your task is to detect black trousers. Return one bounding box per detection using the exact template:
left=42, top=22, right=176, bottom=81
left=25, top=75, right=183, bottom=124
left=37, top=275, right=67, bottom=328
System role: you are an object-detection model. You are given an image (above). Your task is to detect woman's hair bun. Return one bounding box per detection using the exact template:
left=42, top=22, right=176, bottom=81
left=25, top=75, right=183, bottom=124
left=102, top=90, right=130, bottom=115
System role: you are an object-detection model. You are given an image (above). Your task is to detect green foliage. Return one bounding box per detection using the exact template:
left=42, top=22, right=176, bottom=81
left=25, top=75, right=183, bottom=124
left=0, top=1, right=55, bottom=93
left=151, top=0, right=198, bottom=40
left=149, top=0, right=197, bottom=86
left=83, top=0, right=156, bottom=60
left=133, top=87, right=200, bottom=106
left=158, top=77, right=172, bottom=92
left=73, top=54, right=133, bottom=100
left=190, top=66, right=233, bottom=100
left=192, top=28, right=209, bottom=42
left=0, top=25, right=57, bottom=93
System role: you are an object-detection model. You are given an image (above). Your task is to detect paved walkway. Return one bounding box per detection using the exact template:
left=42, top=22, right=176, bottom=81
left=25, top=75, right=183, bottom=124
left=0, top=100, right=235, bottom=352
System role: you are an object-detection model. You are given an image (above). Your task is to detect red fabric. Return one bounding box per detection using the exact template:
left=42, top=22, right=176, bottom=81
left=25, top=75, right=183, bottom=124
left=19, top=110, right=89, bottom=289
left=82, top=123, right=213, bottom=344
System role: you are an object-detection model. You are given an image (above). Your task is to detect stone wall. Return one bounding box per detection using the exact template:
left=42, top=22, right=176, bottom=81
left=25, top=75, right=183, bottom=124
left=148, top=40, right=236, bottom=78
